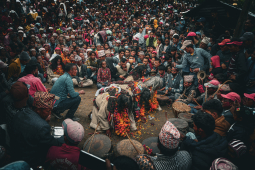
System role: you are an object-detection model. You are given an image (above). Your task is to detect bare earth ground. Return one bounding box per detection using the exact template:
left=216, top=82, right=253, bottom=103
left=46, top=84, right=175, bottom=152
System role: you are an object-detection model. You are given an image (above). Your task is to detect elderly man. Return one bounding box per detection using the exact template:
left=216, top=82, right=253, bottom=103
left=72, top=55, right=93, bottom=87
left=176, top=75, right=198, bottom=103
left=175, top=40, right=212, bottom=86
left=61, top=48, right=71, bottom=65
left=9, top=82, right=61, bottom=168
left=199, top=37, right=210, bottom=52
left=51, top=63, right=85, bottom=121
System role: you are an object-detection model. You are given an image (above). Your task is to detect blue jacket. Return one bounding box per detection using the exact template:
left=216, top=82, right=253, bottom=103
left=176, top=48, right=212, bottom=71
left=182, top=132, right=228, bottom=170
left=50, top=72, right=79, bottom=106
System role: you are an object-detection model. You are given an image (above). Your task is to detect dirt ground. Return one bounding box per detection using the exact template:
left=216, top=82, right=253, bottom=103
left=47, top=84, right=176, bottom=154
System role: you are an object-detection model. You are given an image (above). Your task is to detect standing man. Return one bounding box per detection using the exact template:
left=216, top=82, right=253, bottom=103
left=175, top=41, right=212, bottom=86
left=51, top=63, right=85, bottom=121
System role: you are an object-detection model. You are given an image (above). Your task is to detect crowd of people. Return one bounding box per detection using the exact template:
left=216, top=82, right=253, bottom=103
left=0, top=0, right=255, bottom=169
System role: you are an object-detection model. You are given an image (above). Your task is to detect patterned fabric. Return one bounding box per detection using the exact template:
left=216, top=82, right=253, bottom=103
left=220, top=84, right=231, bottom=92
left=159, top=121, right=180, bottom=149
left=184, top=75, right=194, bottom=82
left=135, top=154, right=155, bottom=170
left=150, top=152, right=192, bottom=170
left=97, top=68, right=111, bottom=83
left=33, top=91, right=55, bottom=109
left=85, top=58, right=98, bottom=68
left=165, top=73, right=183, bottom=93
left=210, top=158, right=238, bottom=170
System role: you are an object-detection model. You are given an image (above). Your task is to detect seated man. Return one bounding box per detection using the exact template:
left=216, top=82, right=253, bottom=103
left=150, top=121, right=192, bottom=170
left=85, top=51, right=98, bottom=83
left=202, top=99, right=231, bottom=136
left=142, top=58, right=151, bottom=77
left=189, top=79, right=220, bottom=114
left=9, top=82, right=61, bottom=168
left=72, top=55, right=93, bottom=87
left=181, top=111, right=228, bottom=170
left=51, top=63, right=85, bottom=121
left=8, top=51, right=30, bottom=80
left=156, top=65, right=167, bottom=90
left=114, top=58, right=130, bottom=81
left=221, top=92, right=241, bottom=125
left=176, top=75, right=198, bottom=103
left=164, top=67, right=183, bottom=101
left=18, top=58, right=47, bottom=97
left=243, top=93, right=255, bottom=111
left=45, top=119, right=85, bottom=169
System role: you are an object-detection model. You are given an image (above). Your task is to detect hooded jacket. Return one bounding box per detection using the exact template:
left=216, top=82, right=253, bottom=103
left=182, top=132, right=228, bottom=170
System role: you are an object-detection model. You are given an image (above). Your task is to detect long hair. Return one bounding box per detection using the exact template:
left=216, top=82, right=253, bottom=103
left=50, top=56, right=65, bottom=71
left=140, top=88, right=151, bottom=110
left=129, top=65, right=146, bottom=80
left=117, top=92, right=133, bottom=113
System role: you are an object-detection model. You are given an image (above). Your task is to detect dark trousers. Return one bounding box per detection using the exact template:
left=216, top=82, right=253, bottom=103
left=87, top=68, right=97, bottom=82
left=54, top=96, right=81, bottom=118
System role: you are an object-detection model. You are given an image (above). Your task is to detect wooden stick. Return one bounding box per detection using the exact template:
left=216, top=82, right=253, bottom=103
left=212, top=80, right=232, bottom=97
left=83, top=122, right=100, bottom=151
left=183, top=94, right=201, bottom=107
left=126, top=132, right=141, bottom=154
left=205, top=86, right=208, bottom=102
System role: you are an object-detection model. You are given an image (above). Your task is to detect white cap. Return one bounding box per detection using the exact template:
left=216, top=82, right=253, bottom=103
left=201, top=37, right=210, bottom=45
left=39, top=48, right=45, bottom=52
left=98, top=50, right=105, bottom=57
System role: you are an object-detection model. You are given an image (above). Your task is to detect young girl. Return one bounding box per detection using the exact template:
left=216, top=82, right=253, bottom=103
left=97, top=61, right=111, bottom=89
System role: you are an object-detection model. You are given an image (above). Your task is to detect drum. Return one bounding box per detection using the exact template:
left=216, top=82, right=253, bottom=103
left=156, top=95, right=169, bottom=106
left=142, top=137, right=160, bottom=155
left=83, top=134, right=111, bottom=158
left=115, top=139, right=144, bottom=158
left=172, top=101, right=191, bottom=117
left=178, top=112, right=193, bottom=128
left=169, top=118, right=189, bottom=134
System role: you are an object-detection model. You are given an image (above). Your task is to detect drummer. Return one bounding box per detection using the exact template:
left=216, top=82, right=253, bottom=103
left=189, top=80, right=220, bottom=114
left=150, top=121, right=192, bottom=169
left=176, top=75, right=198, bottom=104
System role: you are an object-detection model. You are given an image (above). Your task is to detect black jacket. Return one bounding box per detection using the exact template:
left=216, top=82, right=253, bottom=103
left=76, top=64, right=88, bottom=79
left=9, top=107, right=61, bottom=167
left=72, top=64, right=88, bottom=83
left=182, top=132, right=228, bottom=170
left=227, top=121, right=254, bottom=146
